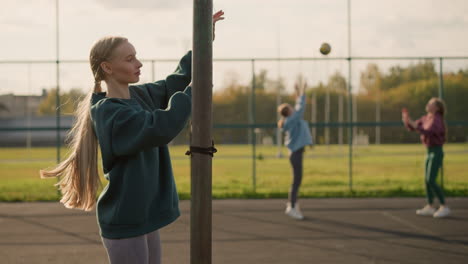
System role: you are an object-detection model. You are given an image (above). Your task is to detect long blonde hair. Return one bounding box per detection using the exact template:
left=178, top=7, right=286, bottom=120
left=40, top=36, right=128, bottom=211
left=430, top=97, right=448, bottom=137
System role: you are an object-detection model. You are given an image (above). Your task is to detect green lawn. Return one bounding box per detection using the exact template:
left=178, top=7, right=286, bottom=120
left=1, top=144, right=467, bottom=201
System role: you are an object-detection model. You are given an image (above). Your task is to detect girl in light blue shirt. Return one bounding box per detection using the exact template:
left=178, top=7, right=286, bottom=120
left=277, top=82, right=312, bottom=220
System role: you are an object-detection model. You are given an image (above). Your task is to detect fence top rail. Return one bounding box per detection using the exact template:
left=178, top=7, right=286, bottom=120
left=2, top=121, right=468, bottom=131
left=2, top=56, right=468, bottom=64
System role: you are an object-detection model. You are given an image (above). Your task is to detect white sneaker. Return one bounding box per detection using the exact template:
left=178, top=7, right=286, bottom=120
left=433, top=206, right=451, bottom=218
left=285, top=203, right=304, bottom=220
left=416, top=205, right=436, bottom=216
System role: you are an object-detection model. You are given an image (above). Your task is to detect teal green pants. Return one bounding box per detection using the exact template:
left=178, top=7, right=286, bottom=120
left=425, top=146, right=445, bottom=205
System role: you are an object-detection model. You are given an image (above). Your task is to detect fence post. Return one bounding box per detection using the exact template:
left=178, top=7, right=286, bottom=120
left=438, top=57, right=445, bottom=190
left=251, top=59, right=257, bottom=193
left=55, top=0, right=62, bottom=197
left=55, top=0, right=61, bottom=165
left=151, top=60, right=155, bottom=82
left=191, top=1, right=213, bottom=263
left=347, top=0, right=353, bottom=193
left=347, top=57, right=353, bottom=193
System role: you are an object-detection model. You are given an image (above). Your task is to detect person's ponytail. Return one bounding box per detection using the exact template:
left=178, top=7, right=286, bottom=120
left=40, top=36, right=127, bottom=211
left=39, top=83, right=101, bottom=211
left=432, top=97, right=448, bottom=141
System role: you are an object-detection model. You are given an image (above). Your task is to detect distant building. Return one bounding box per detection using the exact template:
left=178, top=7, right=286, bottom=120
left=0, top=89, right=48, bottom=118
left=0, top=90, right=73, bottom=147
left=0, top=115, right=74, bottom=147
left=0, top=90, right=189, bottom=147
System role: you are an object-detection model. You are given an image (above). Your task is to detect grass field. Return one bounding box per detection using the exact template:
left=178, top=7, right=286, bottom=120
left=0, top=144, right=467, bottom=201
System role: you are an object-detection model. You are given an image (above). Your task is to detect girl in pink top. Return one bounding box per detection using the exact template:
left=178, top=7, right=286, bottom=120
left=402, top=98, right=450, bottom=218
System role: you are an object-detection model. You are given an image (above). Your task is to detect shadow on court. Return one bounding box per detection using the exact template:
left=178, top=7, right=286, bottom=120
left=0, top=198, right=467, bottom=263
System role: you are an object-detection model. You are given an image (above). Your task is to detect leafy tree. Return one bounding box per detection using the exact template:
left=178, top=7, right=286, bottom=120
left=37, top=88, right=86, bottom=116
left=380, top=60, right=437, bottom=90
left=360, top=64, right=381, bottom=95
left=182, top=64, right=468, bottom=144
left=328, top=71, right=348, bottom=93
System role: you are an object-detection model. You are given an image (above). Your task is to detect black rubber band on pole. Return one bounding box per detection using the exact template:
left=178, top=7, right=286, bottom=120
left=185, top=140, right=217, bottom=157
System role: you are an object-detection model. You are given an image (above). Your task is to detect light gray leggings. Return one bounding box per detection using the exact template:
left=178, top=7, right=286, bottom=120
left=289, top=148, right=304, bottom=208
left=102, top=229, right=161, bottom=264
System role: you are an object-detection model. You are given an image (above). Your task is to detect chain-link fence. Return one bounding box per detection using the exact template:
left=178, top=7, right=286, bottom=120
left=1, top=56, right=467, bottom=198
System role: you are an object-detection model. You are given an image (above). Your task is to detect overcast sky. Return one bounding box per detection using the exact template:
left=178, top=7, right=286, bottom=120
left=1, top=0, right=468, bottom=95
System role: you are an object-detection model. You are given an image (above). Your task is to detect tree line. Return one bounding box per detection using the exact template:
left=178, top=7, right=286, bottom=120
left=37, top=61, right=468, bottom=144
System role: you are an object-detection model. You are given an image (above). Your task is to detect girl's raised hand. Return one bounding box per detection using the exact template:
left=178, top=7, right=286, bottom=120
left=213, top=10, right=225, bottom=41
left=295, top=81, right=307, bottom=96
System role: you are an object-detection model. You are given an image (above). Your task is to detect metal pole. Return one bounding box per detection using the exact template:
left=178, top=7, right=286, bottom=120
left=55, top=0, right=61, bottom=164
left=55, top=0, right=62, bottom=197
left=347, top=0, right=353, bottom=192
left=151, top=60, right=155, bottom=82
left=26, top=64, right=32, bottom=150
left=348, top=59, right=353, bottom=192
left=438, top=57, right=444, bottom=190
left=311, top=92, right=317, bottom=144
left=251, top=59, right=257, bottom=192
left=325, top=80, right=330, bottom=145
left=438, top=58, right=444, bottom=99
left=347, top=0, right=351, bottom=77
left=323, top=57, right=330, bottom=146
left=276, top=22, right=283, bottom=158
left=191, top=1, right=213, bottom=263
left=276, top=88, right=282, bottom=158
left=376, top=85, right=381, bottom=144
left=353, top=91, right=358, bottom=140
left=276, top=86, right=282, bottom=158
left=338, top=94, right=343, bottom=145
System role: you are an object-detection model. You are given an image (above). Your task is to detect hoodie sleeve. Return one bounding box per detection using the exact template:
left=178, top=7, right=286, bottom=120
left=98, top=87, right=192, bottom=157
left=416, top=114, right=444, bottom=136
left=283, top=94, right=306, bottom=130
left=133, top=51, right=192, bottom=109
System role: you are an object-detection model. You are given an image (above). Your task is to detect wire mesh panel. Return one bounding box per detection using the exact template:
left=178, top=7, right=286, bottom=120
left=1, top=57, right=468, bottom=199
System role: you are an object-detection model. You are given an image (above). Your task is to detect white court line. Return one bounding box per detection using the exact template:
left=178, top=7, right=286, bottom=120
left=382, top=211, right=468, bottom=251
left=381, top=211, right=438, bottom=236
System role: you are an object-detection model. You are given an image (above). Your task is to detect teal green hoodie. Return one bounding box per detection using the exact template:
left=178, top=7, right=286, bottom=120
left=90, top=51, right=192, bottom=239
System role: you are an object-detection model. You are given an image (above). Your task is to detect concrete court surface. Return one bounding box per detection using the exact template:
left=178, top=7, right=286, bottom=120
left=0, top=198, right=467, bottom=264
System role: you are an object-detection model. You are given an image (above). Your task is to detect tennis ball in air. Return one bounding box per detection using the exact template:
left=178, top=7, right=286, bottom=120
left=320, top=43, right=331, bottom=55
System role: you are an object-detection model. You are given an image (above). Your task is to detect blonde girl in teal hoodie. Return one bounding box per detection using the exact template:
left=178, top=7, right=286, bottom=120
left=40, top=11, right=225, bottom=264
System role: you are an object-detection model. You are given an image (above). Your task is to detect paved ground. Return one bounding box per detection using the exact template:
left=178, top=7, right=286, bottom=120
left=0, top=198, right=467, bottom=264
